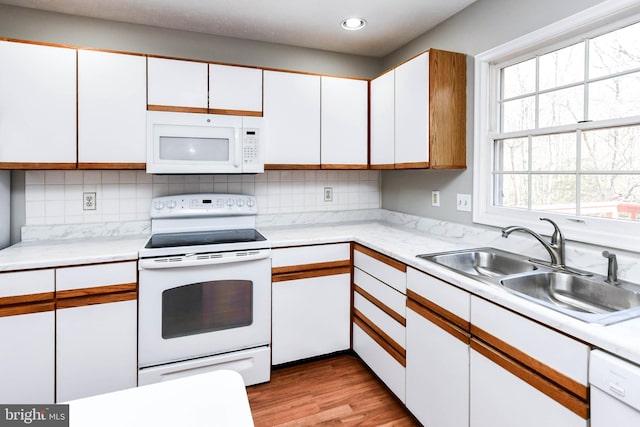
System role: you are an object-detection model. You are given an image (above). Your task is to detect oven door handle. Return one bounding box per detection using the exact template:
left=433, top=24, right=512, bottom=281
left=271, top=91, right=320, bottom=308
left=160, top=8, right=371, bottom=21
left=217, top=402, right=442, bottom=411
left=139, top=249, right=271, bottom=269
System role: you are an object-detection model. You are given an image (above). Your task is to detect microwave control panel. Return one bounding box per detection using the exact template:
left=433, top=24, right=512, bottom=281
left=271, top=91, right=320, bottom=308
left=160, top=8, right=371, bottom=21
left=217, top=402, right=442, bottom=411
left=242, top=128, right=261, bottom=170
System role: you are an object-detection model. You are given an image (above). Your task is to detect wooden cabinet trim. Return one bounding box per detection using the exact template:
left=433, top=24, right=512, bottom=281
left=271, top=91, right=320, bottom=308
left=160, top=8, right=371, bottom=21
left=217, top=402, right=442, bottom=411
left=0, top=301, right=55, bottom=318
left=77, top=163, right=146, bottom=170
left=429, top=49, right=467, bottom=169
left=394, top=162, right=429, bottom=169
left=56, top=290, right=137, bottom=309
left=369, top=164, right=395, bottom=170
left=0, top=162, right=77, bottom=170
left=272, top=266, right=351, bottom=282
left=471, top=324, right=588, bottom=400
left=471, top=339, right=588, bottom=419
left=0, top=292, right=55, bottom=308
left=147, top=104, right=208, bottom=114
left=208, top=108, right=263, bottom=117
left=272, top=260, right=351, bottom=276
left=407, top=298, right=469, bottom=345
left=265, top=164, right=322, bottom=170
left=354, top=284, right=405, bottom=326
left=321, top=164, right=369, bottom=170
left=407, top=289, right=469, bottom=332
left=56, top=283, right=137, bottom=300
left=353, top=312, right=406, bottom=367
left=353, top=244, right=407, bottom=273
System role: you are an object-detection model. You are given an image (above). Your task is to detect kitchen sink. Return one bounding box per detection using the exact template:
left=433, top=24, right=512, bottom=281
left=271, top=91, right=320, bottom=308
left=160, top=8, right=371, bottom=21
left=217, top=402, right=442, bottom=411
left=417, top=247, right=537, bottom=279
left=500, top=272, right=640, bottom=322
left=417, top=247, right=640, bottom=325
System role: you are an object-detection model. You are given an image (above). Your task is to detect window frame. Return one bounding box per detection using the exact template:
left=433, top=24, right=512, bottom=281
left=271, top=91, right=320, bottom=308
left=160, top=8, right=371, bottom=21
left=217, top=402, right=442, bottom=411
left=473, top=0, right=640, bottom=252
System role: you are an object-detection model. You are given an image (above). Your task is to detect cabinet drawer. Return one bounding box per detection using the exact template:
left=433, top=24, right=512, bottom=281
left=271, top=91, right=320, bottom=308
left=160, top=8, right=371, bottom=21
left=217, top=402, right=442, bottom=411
left=471, top=296, right=589, bottom=391
left=272, top=243, right=350, bottom=271
left=354, top=293, right=405, bottom=349
left=407, top=267, right=469, bottom=330
left=55, top=261, right=137, bottom=292
left=354, top=267, right=405, bottom=319
left=353, top=323, right=406, bottom=403
left=0, top=269, right=54, bottom=299
left=353, top=244, right=406, bottom=294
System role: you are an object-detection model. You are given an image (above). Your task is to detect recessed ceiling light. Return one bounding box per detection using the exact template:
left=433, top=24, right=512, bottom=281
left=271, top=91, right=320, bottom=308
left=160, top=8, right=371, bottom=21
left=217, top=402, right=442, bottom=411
left=341, top=18, right=367, bottom=31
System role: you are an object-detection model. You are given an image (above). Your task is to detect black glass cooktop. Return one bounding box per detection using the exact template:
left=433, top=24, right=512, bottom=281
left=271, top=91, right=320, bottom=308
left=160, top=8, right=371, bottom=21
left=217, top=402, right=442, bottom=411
left=145, top=229, right=267, bottom=249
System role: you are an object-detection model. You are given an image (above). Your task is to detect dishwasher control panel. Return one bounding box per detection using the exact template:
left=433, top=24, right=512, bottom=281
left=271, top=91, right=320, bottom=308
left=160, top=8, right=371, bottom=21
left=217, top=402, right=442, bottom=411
left=590, top=350, right=640, bottom=412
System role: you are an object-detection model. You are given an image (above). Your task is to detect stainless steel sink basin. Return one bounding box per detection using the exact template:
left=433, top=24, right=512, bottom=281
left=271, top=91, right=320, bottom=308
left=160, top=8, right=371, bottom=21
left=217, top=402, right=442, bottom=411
left=500, top=272, right=640, bottom=316
left=417, top=247, right=537, bottom=279
left=417, top=247, right=640, bottom=325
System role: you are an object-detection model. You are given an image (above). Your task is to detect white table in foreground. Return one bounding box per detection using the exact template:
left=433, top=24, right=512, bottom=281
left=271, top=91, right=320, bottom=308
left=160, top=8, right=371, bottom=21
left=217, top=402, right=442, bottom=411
left=67, top=370, right=255, bottom=427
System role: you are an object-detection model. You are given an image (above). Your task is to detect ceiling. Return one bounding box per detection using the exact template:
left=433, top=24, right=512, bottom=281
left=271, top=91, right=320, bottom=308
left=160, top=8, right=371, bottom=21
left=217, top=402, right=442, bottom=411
left=0, top=0, right=477, bottom=57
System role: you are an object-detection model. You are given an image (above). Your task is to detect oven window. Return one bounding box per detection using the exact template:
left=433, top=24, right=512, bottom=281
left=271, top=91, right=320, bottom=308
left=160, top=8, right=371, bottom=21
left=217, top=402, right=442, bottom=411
left=162, top=280, right=253, bottom=339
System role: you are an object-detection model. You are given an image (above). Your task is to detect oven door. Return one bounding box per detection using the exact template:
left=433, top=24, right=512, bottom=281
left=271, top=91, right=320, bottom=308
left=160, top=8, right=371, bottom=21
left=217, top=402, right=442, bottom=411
left=138, top=254, right=271, bottom=368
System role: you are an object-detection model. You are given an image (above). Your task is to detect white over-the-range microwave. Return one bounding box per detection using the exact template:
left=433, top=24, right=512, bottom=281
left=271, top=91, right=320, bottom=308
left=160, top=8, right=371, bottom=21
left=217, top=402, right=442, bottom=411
left=146, top=111, right=263, bottom=174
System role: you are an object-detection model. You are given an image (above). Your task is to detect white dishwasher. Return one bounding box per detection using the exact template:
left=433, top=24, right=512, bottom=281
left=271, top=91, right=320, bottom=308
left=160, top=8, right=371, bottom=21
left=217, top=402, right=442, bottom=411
left=590, top=350, right=640, bottom=426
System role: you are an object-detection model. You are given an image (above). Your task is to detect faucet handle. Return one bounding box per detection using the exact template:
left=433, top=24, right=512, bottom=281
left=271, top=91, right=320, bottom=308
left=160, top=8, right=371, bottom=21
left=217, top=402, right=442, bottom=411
left=539, top=217, right=563, bottom=245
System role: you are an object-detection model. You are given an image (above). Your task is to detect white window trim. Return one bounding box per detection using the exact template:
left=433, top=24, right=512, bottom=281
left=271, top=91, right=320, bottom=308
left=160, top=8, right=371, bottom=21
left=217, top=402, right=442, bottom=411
left=473, top=0, right=640, bottom=252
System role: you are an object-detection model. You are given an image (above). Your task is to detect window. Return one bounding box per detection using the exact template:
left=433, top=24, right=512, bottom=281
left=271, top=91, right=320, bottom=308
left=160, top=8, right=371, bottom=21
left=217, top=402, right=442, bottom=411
left=474, top=1, right=640, bottom=251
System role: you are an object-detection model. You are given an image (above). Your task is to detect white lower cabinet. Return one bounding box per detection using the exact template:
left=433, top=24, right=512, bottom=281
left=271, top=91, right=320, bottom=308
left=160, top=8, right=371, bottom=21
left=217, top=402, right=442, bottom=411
left=0, top=311, right=55, bottom=403
left=406, top=267, right=470, bottom=427
left=271, top=243, right=351, bottom=365
left=0, top=269, right=55, bottom=403
left=469, top=296, right=589, bottom=427
left=470, top=343, right=586, bottom=427
left=352, top=244, right=407, bottom=403
left=56, top=262, right=138, bottom=402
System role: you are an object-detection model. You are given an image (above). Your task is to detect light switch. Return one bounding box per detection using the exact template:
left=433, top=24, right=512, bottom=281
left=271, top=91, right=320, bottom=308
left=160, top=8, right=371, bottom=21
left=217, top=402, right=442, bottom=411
left=456, top=194, right=471, bottom=212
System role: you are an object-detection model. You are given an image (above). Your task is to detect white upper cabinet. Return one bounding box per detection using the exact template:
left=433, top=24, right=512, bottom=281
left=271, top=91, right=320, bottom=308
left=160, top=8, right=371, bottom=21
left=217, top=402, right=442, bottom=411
left=78, top=50, right=147, bottom=167
left=395, top=52, right=429, bottom=167
left=370, top=69, right=395, bottom=168
left=209, top=64, right=262, bottom=114
left=0, top=40, right=76, bottom=167
left=370, top=49, right=466, bottom=170
left=147, top=57, right=208, bottom=111
left=263, top=70, right=321, bottom=167
left=320, top=76, right=368, bottom=168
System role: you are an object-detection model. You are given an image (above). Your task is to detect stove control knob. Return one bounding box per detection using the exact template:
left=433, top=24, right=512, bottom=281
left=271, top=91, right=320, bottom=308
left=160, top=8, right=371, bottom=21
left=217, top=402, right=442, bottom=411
left=247, top=199, right=255, bottom=208
left=153, top=201, right=165, bottom=210
left=167, top=200, right=177, bottom=209
left=236, top=199, right=244, bottom=207
left=226, top=198, right=234, bottom=207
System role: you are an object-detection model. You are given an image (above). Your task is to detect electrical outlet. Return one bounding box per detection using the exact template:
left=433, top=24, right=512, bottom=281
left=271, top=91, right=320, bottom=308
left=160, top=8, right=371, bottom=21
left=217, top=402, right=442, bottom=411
left=456, top=193, right=471, bottom=212
left=83, top=192, right=97, bottom=211
left=432, top=190, right=440, bottom=207
left=324, top=187, right=333, bottom=202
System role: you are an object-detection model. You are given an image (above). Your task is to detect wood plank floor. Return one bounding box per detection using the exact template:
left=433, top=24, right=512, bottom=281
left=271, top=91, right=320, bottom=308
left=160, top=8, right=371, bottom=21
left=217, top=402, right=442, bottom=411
left=247, top=353, right=419, bottom=426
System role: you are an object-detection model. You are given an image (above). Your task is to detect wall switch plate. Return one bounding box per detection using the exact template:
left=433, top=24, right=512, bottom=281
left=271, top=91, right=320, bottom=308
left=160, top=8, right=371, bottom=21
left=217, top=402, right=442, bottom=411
left=324, top=187, right=333, bottom=202
left=432, top=190, right=440, bottom=207
left=456, top=194, right=471, bottom=212
left=83, top=192, right=97, bottom=211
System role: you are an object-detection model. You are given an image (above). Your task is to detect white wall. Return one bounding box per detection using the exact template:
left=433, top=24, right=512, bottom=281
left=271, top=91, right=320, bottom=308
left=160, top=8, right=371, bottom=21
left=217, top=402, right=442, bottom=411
left=23, top=170, right=380, bottom=225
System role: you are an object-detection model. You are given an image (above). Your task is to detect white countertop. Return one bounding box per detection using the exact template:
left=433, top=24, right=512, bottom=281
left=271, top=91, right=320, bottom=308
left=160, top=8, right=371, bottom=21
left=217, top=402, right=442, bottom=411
left=2, top=218, right=640, bottom=367
left=67, top=370, right=254, bottom=427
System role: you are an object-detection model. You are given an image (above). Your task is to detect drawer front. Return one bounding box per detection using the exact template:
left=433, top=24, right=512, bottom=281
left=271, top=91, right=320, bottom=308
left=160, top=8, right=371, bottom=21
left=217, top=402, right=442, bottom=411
left=55, top=261, right=137, bottom=292
left=471, top=296, right=589, bottom=387
left=0, top=269, right=54, bottom=298
left=353, top=323, right=406, bottom=403
left=354, top=267, right=405, bottom=317
left=407, top=267, right=470, bottom=323
left=272, top=243, right=350, bottom=269
left=354, top=293, right=405, bottom=349
left=353, top=246, right=406, bottom=294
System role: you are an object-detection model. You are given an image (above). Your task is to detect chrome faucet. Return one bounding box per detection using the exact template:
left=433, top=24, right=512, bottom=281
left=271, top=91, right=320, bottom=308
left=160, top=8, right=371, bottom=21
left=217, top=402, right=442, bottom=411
left=602, top=251, right=619, bottom=285
left=501, top=218, right=566, bottom=269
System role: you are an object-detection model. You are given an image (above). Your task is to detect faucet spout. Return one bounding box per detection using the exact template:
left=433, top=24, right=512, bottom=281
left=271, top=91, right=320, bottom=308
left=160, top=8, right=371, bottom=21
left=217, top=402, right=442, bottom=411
left=501, top=218, right=566, bottom=268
